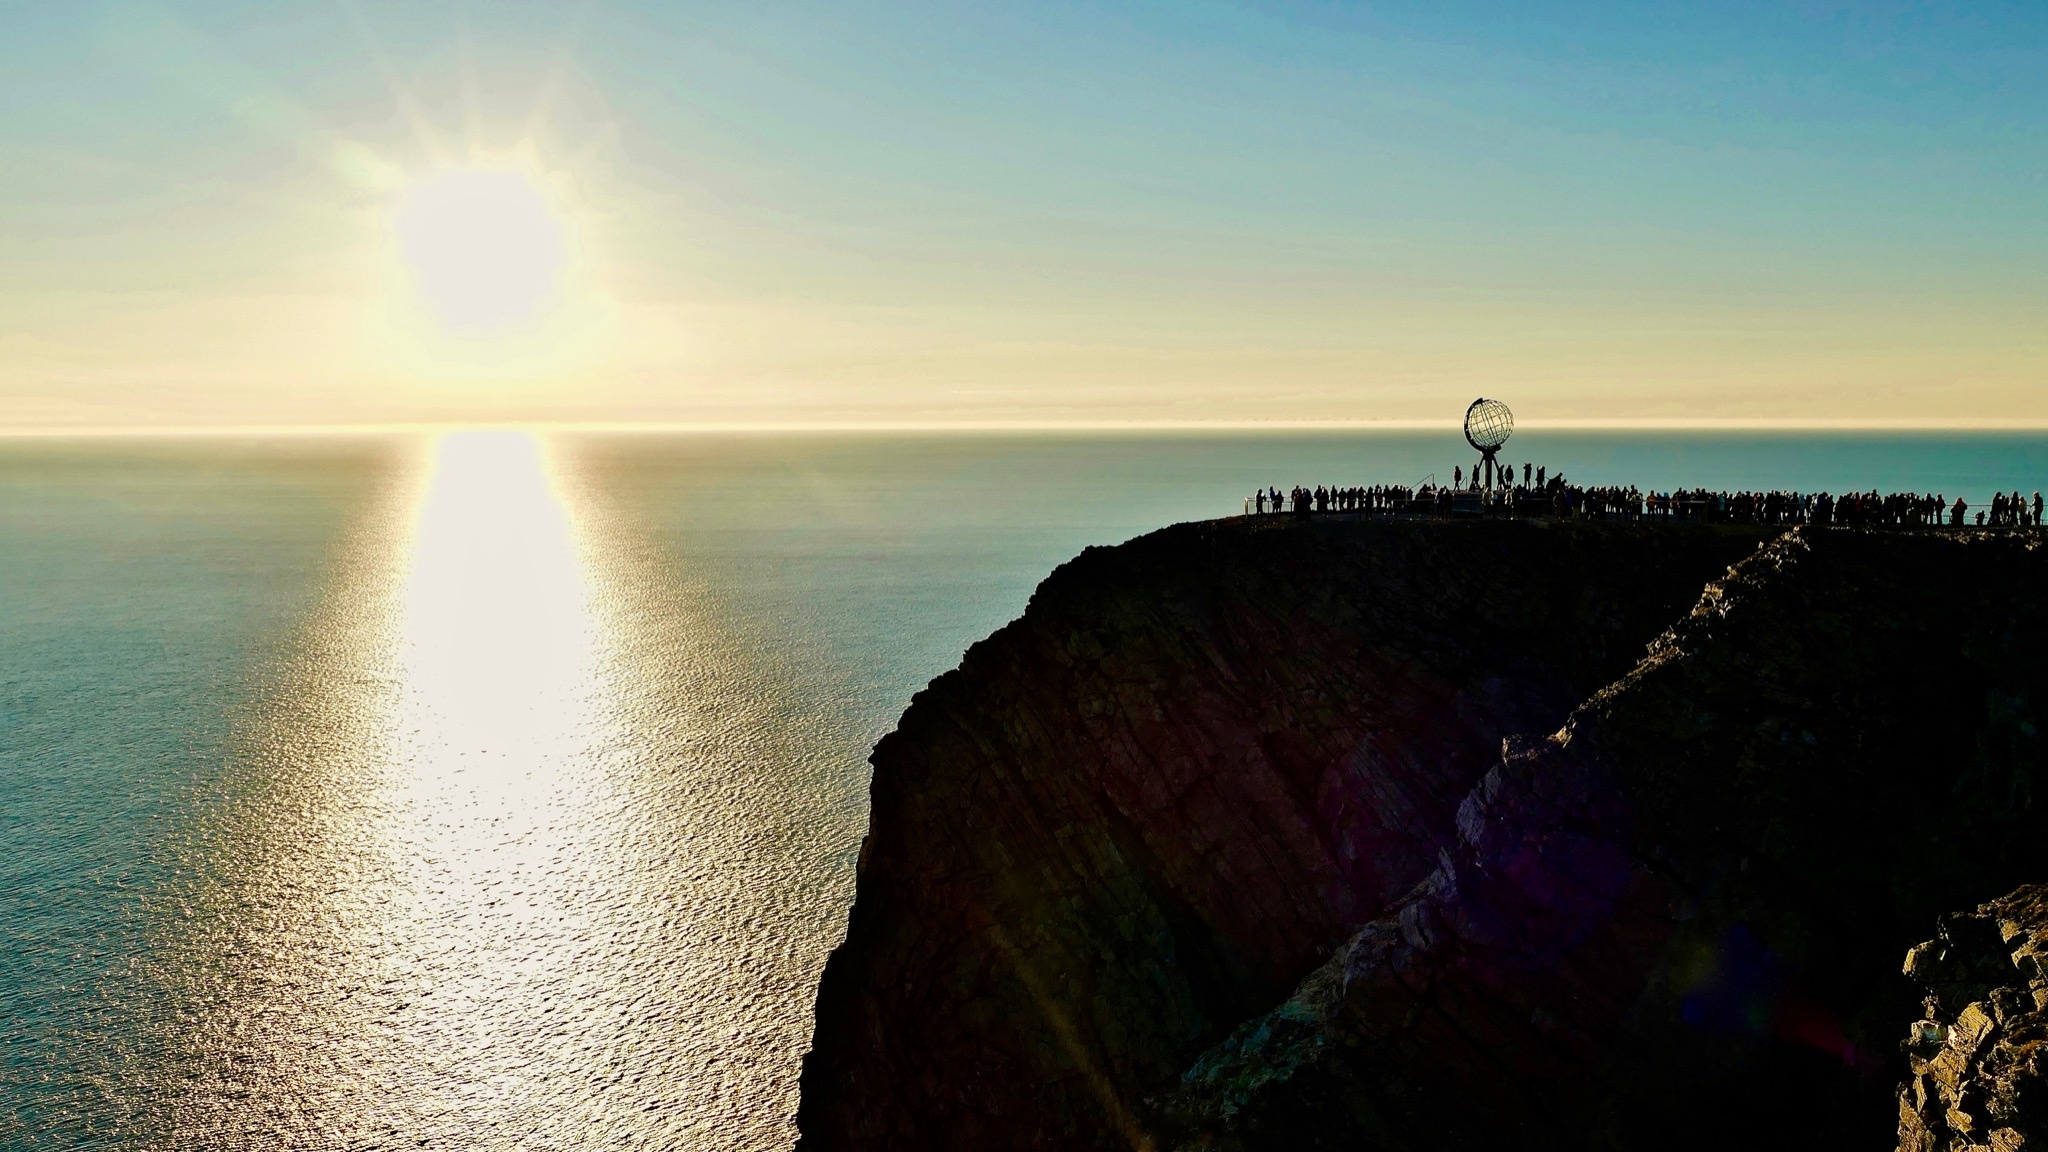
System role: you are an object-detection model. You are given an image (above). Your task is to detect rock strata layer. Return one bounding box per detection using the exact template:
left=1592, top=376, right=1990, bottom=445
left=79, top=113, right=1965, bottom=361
left=797, top=518, right=1774, bottom=1150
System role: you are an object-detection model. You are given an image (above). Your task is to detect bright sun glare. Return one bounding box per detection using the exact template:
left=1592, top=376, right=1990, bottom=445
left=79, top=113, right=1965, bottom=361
left=394, top=169, right=566, bottom=332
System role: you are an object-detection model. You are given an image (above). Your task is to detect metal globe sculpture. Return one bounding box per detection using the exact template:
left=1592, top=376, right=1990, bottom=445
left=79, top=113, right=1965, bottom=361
left=1463, top=397, right=1514, bottom=453
left=1462, top=397, right=1514, bottom=490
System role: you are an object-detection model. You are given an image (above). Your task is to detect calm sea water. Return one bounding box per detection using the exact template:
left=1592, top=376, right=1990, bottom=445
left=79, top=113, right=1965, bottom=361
left=5, top=429, right=2047, bottom=1149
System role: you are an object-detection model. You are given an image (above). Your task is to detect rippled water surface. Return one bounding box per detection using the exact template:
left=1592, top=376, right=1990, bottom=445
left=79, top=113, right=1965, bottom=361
left=6, top=429, right=2048, bottom=1149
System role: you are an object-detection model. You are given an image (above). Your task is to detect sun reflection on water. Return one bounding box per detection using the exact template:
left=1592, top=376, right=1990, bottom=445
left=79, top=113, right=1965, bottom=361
left=400, top=429, right=597, bottom=756
left=124, top=430, right=852, bottom=1150
left=358, top=428, right=629, bottom=1135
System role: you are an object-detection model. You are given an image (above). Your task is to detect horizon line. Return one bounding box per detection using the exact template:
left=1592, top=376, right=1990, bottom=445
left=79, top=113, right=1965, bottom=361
left=9, top=417, right=2048, bottom=438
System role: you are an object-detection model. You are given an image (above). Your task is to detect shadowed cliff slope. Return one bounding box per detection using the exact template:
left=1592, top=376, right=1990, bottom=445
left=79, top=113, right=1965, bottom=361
left=797, top=518, right=1776, bottom=1150
left=1163, top=528, right=2048, bottom=1150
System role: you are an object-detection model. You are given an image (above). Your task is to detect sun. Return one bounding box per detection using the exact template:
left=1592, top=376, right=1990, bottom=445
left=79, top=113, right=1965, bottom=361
left=393, top=167, right=567, bottom=332
left=369, top=156, right=613, bottom=387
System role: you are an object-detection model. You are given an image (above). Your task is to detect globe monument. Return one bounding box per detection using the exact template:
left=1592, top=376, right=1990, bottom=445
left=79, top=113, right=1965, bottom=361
left=1463, top=397, right=1514, bottom=489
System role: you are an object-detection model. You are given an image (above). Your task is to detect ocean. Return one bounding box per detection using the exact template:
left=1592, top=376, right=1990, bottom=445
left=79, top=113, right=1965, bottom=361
left=5, top=429, right=2047, bottom=1149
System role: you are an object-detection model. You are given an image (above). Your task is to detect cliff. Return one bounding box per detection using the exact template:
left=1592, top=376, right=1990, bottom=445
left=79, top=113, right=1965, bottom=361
left=796, top=518, right=1777, bottom=1150
left=799, top=519, right=2048, bottom=1150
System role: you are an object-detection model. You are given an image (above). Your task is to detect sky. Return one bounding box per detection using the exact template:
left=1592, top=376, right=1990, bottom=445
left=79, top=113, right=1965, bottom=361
left=2, top=0, right=2046, bottom=429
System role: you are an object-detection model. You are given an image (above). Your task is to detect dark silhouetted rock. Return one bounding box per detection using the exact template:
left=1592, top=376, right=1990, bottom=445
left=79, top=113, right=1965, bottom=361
left=796, top=518, right=1774, bottom=1150
left=799, top=520, right=2048, bottom=1150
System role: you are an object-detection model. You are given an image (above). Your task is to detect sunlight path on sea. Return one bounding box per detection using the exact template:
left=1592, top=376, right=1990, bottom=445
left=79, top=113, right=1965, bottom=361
left=132, top=430, right=844, bottom=1150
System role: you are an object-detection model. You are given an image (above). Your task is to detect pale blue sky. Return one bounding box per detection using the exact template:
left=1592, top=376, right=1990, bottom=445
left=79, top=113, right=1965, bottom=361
left=3, top=1, right=2045, bottom=427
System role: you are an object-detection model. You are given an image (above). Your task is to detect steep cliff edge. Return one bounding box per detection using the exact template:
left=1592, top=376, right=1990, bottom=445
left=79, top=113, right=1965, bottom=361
left=1163, top=528, right=2048, bottom=1150
left=796, top=518, right=1776, bottom=1150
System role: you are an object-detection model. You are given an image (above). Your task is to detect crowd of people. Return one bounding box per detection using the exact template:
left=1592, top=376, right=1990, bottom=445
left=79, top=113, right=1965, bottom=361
left=1246, top=468, right=2047, bottom=529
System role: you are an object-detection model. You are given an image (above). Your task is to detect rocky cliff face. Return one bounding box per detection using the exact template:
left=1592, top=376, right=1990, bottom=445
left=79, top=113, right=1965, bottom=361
left=1897, top=885, right=2048, bottom=1152
left=796, top=518, right=1776, bottom=1150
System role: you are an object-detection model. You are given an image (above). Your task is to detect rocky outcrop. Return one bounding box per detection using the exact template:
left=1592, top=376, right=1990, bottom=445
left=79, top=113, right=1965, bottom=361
left=796, top=518, right=1775, bottom=1150
left=1162, top=528, right=2048, bottom=1150
left=1898, top=886, right=2048, bottom=1152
